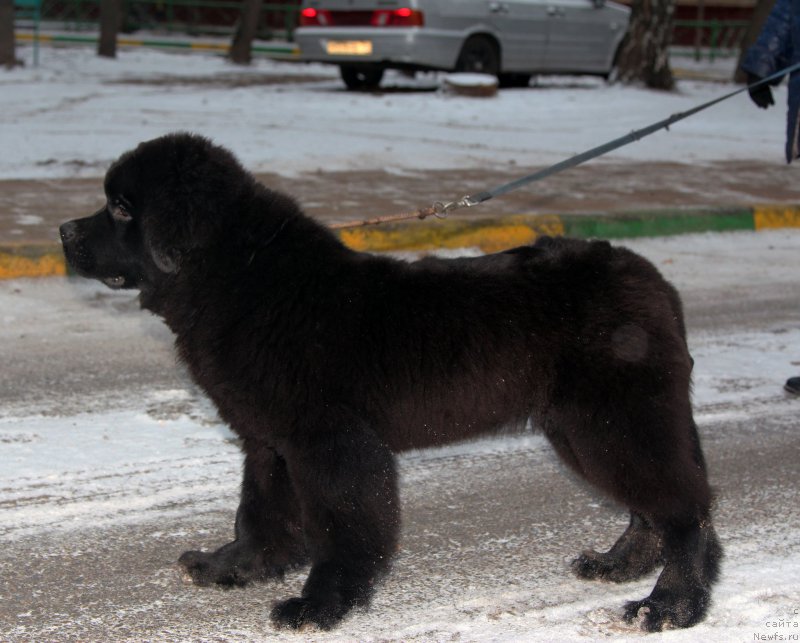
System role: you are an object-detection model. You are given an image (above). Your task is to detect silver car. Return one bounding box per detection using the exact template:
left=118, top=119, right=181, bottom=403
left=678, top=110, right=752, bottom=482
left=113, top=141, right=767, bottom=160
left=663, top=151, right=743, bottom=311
left=294, top=0, right=630, bottom=90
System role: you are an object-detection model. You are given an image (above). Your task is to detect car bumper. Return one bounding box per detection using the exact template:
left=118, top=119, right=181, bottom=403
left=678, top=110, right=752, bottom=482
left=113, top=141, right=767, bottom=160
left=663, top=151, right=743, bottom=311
left=294, top=27, right=463, bottom=71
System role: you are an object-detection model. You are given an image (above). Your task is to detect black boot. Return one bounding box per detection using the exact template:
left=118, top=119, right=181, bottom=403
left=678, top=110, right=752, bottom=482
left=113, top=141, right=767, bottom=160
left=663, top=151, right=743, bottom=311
left=785, top=377, right=800, bottom=395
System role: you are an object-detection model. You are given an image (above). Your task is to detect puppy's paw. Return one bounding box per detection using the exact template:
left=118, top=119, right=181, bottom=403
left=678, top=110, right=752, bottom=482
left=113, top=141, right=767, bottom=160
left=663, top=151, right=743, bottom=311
left=572, top=550, right=610, bottom=580
left=178, top=548, right=283, bottom=588
left=179, top=550, right=240, bottom=587
left=270, top=596, right=347, bottom=631
left=572, top=550, right=658, bottom=583
left=623, top=591, right=708, bottom=632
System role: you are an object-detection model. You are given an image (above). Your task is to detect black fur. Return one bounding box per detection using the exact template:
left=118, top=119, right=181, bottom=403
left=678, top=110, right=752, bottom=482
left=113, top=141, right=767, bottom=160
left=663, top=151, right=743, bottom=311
left=59, top=133, right=722, bottom=632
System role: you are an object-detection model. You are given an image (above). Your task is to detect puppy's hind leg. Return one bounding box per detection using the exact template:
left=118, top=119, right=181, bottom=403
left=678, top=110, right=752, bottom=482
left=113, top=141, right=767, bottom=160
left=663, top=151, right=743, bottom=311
left=271, top=421, right=399, bottom=631
left=179, top=446, right=307, bottom=587
left=572, top=511, right=664, bottom=583
left=553, top=399, right=722, bottom=630
left=623, top=415, right=723, bottom=631
left=624, top=515, right=722, bottom=631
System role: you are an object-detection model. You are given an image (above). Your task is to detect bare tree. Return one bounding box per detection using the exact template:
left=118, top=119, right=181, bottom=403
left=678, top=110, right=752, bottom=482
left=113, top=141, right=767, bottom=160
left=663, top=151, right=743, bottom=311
left=734, top=0, right=776, bottom=82
left=616, top=0, right=676, bottom=90
left=98, top=0, right=121, bottom=58
left=230, top=0, right=263, bottom=65
left=0, top=0, right=21, bottom=68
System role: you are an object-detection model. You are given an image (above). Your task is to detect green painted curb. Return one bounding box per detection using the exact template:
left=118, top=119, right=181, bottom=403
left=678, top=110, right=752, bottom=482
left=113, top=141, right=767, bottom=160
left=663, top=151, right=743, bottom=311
left=561, top=208, right=757, bottom=239
left=2, top=204, right=799, bottom=279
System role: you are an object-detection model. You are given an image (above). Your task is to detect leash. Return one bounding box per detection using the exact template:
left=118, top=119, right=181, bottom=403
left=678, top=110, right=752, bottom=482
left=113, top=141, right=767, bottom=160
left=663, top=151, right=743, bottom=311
left=329, top=61, right=800, bottom=231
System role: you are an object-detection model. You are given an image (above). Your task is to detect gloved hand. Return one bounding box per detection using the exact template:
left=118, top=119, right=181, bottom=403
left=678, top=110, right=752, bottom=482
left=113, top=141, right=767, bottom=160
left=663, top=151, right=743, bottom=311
left=747, top=72, right=774, bottom=109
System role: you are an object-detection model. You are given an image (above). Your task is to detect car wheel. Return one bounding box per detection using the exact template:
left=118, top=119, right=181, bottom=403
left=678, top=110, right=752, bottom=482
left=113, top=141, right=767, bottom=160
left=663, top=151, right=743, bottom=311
left=339, top=65, right=384, bottom=91
left=455, top=36, right=500, bottom=77
left=498, top=73, right=531, bottom=88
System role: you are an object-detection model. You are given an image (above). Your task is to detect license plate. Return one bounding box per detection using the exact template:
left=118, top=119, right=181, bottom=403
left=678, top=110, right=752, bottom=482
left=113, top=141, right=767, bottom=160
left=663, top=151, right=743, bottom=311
left=325, top=40, right=373, bottom=56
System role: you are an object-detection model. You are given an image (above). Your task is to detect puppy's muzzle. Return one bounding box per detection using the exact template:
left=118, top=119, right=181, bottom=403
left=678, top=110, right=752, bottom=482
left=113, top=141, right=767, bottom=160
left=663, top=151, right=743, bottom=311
left=59, top=221, right=79, bottom=245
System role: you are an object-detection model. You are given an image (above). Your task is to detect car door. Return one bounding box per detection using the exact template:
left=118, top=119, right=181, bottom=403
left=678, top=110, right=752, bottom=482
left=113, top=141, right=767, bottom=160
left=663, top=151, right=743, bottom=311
left=543, top=0, right=627, bottom=73
left=488, top=0, right=548, bottom=72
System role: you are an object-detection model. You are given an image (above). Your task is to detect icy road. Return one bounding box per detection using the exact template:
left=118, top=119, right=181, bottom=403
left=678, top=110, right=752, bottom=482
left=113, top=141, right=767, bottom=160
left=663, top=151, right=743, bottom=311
left=1, top=230, right=799, bottom=642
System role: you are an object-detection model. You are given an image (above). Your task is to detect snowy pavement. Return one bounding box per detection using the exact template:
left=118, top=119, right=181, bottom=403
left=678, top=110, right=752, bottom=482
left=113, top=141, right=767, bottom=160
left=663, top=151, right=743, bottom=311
left=1, top=41, right=799, bottom=643
left=1, top=230, right=799, bottom=642
left=0, top=45, right=791, bottom=183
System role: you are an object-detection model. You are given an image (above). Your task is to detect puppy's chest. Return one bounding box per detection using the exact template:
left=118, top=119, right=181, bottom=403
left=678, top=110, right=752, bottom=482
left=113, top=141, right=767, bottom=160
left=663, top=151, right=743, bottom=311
left=174, top=333, right=269, bottom=404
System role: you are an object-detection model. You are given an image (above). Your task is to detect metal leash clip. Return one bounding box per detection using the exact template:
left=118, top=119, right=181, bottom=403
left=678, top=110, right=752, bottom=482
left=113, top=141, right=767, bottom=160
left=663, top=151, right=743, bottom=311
left=431, top=195, right=481, bottom=219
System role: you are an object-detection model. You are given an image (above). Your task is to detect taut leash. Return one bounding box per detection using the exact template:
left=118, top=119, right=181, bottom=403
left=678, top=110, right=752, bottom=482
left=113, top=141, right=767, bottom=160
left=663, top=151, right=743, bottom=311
left=330, top=61, right=800, bottom=231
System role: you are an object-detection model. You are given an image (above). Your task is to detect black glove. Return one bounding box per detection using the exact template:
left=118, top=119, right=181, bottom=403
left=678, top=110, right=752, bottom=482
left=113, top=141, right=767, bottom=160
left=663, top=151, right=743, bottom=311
left=747, top=72, right=774, bottom=109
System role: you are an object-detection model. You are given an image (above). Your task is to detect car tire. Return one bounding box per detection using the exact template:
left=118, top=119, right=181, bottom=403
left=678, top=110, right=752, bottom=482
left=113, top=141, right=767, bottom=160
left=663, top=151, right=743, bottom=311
left=455, top=36, right=500, bottom=77
left=498, top=73, right=531, bottom=88
left=340, top=65, right=384, bottom=91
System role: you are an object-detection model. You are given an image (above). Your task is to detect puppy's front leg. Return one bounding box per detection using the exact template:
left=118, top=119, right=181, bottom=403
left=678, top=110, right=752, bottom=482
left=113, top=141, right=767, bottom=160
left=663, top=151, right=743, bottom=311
left=180, top=446, right=307, bottom=586
left=272, top=422, right=399, bottom=630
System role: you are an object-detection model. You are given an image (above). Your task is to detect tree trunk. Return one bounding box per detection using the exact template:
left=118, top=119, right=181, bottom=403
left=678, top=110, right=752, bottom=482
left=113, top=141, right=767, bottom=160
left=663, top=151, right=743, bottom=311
left=98, top=0, right=120, bottom=58
left=616, top=0, right=676, bottom=90
left=0, top=0, right=21, bottom=68
left=734, top=0, right=776, bottom=83
left=230, top=0, right=263, bottom=65
left=693, top=0, right=705, bottom=60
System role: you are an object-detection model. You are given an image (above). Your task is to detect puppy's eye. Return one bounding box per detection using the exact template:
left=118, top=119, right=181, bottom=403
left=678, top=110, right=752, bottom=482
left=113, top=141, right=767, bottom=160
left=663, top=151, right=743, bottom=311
left=110, top=197, right=132, bottom=222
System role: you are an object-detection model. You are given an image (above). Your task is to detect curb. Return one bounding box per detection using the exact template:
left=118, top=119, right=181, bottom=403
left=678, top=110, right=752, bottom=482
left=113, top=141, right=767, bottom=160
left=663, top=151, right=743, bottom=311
left=0, top=245, right=68, bottom=280
left=338, top=204, right=800, bottom=252
left=2, top=204, right=799, bottom=280
left=15, top=31, right=300, bottom=58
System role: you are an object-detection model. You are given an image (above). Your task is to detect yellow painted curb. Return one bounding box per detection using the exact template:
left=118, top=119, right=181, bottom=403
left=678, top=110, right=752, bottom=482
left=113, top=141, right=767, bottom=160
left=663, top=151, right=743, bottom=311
left=188, top=42, right=230, bottom=52
left=15, top=32, right=49, bottom=43
left=118, top=38, right=144, bottom=47
left=339, top=215, right=564, bottom=254
left=0, top=251, right=67, bottom=279
left=753, top=205, right=800, bottom=230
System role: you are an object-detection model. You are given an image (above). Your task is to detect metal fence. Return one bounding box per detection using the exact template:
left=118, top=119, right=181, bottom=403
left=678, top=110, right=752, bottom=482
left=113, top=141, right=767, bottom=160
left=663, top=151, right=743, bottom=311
left=42, top=0, right=299, bottom=40
left=673, top=19, right=750, bottom=61
left=28, top=2, right=750, bottom=56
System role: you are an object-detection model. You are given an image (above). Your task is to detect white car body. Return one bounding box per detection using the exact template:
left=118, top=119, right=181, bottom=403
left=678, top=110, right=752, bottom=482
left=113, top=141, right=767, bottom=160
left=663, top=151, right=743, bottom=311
left=294, top=0, right=630, bottom=88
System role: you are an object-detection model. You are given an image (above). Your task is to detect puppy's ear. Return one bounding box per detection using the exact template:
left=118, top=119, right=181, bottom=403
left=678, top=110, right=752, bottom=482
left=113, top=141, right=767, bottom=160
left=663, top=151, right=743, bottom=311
left=148, top=239, right=181, bottom=274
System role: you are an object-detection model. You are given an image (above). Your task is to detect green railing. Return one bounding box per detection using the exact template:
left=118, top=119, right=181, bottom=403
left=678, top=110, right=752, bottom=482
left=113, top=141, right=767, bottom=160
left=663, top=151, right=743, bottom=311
left=15, top=0, right=43, bottom=63
left=673, top=19, right=750, bottom=61
left=42, top=0, right=299, bottom=40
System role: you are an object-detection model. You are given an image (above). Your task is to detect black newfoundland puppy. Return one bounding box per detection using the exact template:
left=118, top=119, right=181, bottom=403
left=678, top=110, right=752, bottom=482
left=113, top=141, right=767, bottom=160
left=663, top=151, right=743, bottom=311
left=60, top=133, right=721, bottom=632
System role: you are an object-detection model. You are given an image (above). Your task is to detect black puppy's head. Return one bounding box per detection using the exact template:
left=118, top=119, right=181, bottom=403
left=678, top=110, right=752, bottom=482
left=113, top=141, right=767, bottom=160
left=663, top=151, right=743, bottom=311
left=60, top=132, right=254, bottom=293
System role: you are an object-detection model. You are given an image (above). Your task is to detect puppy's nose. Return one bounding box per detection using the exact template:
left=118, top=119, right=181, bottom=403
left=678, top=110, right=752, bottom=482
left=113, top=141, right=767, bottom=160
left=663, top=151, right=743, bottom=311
left=59, top=221, right=78, bottom=243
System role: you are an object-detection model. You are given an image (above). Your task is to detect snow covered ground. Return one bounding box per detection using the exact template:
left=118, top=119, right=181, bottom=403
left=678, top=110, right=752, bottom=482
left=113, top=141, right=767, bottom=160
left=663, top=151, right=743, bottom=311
left=1, top=43, right=799, bottom=642
left=0, top=43, right=790, bottom=181
left=2, top=230, right=800, bottom=642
